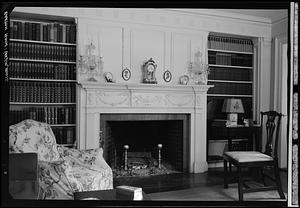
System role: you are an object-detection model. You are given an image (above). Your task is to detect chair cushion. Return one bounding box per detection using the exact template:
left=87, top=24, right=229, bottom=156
left=9, top=119, right=62, bottom=162
left=223, top=151, right=273, bottom=163
left=57, top=145, right=108, bottom=172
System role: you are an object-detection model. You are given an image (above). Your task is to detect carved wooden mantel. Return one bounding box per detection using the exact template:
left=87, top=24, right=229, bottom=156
left=78, top=82, right=213, bottom=173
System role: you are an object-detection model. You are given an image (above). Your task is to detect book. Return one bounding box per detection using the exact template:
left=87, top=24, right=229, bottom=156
left=116, top=185, right=143, bottom=200
left=211, top=119, right=227, bottom=126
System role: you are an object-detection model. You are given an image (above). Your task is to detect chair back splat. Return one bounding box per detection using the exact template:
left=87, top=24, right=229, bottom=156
left=260, top=111, right=283, bottom=159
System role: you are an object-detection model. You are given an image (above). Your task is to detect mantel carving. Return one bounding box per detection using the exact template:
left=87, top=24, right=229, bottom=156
left=82, top=83, right=213, bottom=109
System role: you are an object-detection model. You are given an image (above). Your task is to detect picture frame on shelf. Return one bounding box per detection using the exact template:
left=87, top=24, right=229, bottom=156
left=122, top=68, right=131, bottom=81
left=163, top=70, right=172, bottom=83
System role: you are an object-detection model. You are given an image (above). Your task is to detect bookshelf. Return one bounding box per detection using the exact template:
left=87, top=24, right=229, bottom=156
left=207, top=34, right=254, bottom=162
left=9, top=12, right=77, bottom=147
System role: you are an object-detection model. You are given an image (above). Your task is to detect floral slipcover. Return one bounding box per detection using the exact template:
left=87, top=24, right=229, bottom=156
left=9, top=119, right=113, bottom=199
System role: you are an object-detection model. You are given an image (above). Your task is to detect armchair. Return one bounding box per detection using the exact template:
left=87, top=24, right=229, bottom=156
left=9, top=119, right=113, bottom=199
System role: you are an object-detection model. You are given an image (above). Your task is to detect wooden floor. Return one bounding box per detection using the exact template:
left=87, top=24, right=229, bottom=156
left=113, top=167, right=288, bottom=194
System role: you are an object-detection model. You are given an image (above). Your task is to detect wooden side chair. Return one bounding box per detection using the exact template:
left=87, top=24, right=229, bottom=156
left=223, top=111, right=286, bottom=201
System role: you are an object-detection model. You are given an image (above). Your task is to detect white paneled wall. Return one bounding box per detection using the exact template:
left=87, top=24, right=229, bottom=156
left=77, top=17, right=208, bottom=85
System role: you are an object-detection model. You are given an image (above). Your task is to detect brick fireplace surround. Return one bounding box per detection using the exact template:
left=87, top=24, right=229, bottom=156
left=78, top=82, right=212, bottom=173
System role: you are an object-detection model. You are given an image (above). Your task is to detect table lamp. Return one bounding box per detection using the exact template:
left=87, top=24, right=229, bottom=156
left=222, top=98, right=244, bottom=126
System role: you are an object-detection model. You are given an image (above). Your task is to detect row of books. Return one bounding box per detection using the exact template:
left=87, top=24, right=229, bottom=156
left=10, top=42, right=76, bottom=62
left=208, top=35, right=253, bottom=52
left=10, top=20, right=76, bottom=43
left=44, top=106, right=76, bottom=124
left=208, top=67, right=252, bottom=81
left=208, top=52, right=253, bottom=67
left=9, top=62, right=76, bottom=80
left=9, top=106, right=76, bottom=125
left=9, top=82, right=76, bottom=103
left=207, top=82, right=252, bottom=95
left=53, top=128, right=75, bottom=145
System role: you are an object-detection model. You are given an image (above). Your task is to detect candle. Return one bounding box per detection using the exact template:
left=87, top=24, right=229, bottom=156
left=158, top=144, right=162, bottom=148
left=124, top=145, right=129, bottom=149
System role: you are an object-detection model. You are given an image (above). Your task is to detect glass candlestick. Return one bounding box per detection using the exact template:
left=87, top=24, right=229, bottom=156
left=158, top=144, right=163, bottom=169
left=124, top=145, right=129, bottom=170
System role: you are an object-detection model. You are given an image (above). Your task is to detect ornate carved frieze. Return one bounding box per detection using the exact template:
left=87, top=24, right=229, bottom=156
left=165, top=93, right=194, bottom=107
left=87, top=90, right=130, bottom=107
left=82, top=83, right=212, bottom=109
left=132, top=93, right=165, bottom=107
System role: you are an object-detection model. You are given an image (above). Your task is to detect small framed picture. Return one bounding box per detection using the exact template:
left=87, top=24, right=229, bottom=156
left=104, top=72, right=114, bottom=82
left=163, top=70, right=172, bottom=82
left=122, top=68, right=131, bottom=81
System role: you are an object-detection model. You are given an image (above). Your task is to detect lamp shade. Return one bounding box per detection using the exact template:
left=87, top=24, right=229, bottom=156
left=222, top=98, right=244, bottom=113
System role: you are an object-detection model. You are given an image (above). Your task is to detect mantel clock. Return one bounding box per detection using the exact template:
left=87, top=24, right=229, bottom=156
left=142, top=58, right=157, bottom=84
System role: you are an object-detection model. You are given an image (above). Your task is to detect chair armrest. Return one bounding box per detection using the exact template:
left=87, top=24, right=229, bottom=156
left=57, top=145, right=112, bottom=172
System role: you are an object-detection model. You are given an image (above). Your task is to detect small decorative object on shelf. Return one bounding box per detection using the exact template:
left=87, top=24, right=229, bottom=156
left=142, top=58, right=157, bottom=84
left=104, top=72, right=114, bottom=83
left=188, top=50, right=210, bottom=85
left=179, top=75, right=189, bottom=85
left=157, top=144, right=163, bottom=169
left=124, top=145, right=129, bottom=170
left=163, top=70, right=172, bottom=83
left=79, top=42, right=104, bottom=82
left=122, top=68, right=131, bottom=81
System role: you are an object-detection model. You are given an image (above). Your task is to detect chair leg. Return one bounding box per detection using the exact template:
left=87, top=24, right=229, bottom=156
left=260, top=167, right=266, bottom=186
left=238, top=166, right=243, bottom=201
left=274, top=163, right=285, bottom=199
left=224, top=159, right=228, bottom=189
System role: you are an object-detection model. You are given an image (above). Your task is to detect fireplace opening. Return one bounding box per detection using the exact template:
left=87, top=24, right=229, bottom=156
left=100, top=114, right=190, bottom=177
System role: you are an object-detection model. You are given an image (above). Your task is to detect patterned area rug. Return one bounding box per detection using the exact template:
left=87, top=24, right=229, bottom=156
left=148, top=183, right=287, bottom=201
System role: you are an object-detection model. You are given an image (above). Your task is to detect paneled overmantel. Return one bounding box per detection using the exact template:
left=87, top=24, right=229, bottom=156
left=78, top=82, right=213, bottom=173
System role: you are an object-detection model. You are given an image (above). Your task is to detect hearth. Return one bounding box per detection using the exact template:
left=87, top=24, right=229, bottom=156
left=100, top=114, right=190, bottom=174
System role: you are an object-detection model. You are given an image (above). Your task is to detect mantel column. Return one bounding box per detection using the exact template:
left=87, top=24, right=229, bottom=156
left=86, top=112, right=100, bottom=149
left=192, top=90, right=208, bottom=173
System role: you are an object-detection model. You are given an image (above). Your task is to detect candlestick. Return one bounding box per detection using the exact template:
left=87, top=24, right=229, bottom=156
left=124, top=145, right=129, bottom=170
left=158, top=144, right=162, bottom=169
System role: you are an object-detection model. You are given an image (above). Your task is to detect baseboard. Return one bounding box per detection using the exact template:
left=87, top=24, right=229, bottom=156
left=208, top=161, right=223, bottom=168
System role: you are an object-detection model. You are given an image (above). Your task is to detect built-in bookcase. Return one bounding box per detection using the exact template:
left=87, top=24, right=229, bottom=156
left=9, top=12, right=77, bottom=147
left=207, top=33, right=254, bottom=162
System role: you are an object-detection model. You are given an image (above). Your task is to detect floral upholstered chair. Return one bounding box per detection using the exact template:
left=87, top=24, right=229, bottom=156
left=9, top=119, right=113, bottom=199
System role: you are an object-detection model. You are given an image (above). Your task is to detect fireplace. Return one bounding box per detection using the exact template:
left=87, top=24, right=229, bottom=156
left=78, top=82, right=212, bottom=173
left=100, top=114, right=190, bottom=172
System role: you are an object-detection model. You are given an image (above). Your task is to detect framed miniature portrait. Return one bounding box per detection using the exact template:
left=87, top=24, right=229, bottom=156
left=163, top=70, right=172, bottom=82
left=122, top=68, right=131, bottom=81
